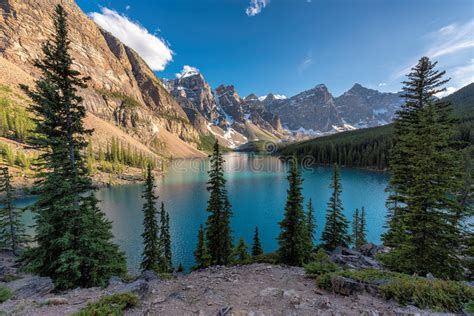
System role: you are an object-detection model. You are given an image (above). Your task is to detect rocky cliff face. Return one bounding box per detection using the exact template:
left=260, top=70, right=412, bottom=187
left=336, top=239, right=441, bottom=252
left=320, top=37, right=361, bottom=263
left=265, top=84, right=344, bottom=133
left=264, top=84, right=403, bottom=134
left=0, top=0, right=203, bottom=157
left=166, top=71, right=285, bottom=147
left=334, top=84, right=403, bottom=128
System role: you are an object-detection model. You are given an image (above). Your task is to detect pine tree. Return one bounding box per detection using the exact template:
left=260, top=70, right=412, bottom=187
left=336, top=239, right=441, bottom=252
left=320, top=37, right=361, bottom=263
left=159, top=202, right=172, bottom=272
left=205, top=141, right=233, bottom=265
left=0, top=167, right=27, bottom=255
left=251, top=226, right=263, bottom=257
left=381, top=57, right=467, bottom=279
left=352, top=208, right=360, bottom=249
left=194, top=225, right=211, bottom=269
left=306, top=198, right=316, bottom=250
left=233, top=237, right=250, bottom=263
left=359, top=207, right=367, bottom=247
left=352, top=207, right=367, bottom=249
left=141, top=164, right=160, bottom=272
left=20, top=5, right=125, bottom=289
left=321, top=164, right=350, bottom=251
left=277, top=159, right=310, bottom=266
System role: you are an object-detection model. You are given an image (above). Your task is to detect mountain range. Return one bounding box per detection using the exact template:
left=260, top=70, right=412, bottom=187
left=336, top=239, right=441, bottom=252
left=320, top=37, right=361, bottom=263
left=0, top=0, right=408, bottom=155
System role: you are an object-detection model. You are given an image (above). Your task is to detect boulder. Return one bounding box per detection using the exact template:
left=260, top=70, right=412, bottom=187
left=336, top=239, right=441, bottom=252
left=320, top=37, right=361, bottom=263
left=330, top=247, right=383, bottom=270
left=108, top=279, right=149, bottom=299
left=331, top=276, right=380, bottom=297
left=359, top=244, right=389, bottom=258
left=6, top=275, right=54, bottom=299
left=141, top=270, right=158, bottom=281
left=108, top=276, right=123, bottom=286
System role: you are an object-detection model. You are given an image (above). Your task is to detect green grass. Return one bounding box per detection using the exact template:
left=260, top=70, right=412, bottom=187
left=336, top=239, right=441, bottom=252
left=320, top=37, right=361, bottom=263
left=74, top=293, right=139, bottom=316
left=0, top=285, right=12, bottom=303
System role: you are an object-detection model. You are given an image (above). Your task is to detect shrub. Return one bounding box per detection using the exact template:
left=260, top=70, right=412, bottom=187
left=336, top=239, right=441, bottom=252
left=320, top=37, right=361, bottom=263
left=251, top=252, right=279, bottom=264
left=74, top=293, right=139, bottom=316
left=304, top=249, right=339, bottom=277
left=315, top=268, right=474, bottom=312
left=316, top=272, right=336, bottom=290
left=464, top=300, right=474, bottom=314
left=380, top=277, right=474, bottom=312
left=0, top=286, right=12, bottom=303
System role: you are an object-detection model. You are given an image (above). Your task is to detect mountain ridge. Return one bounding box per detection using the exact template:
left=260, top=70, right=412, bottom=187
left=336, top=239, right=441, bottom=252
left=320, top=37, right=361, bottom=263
left=0, top=0, right=205, bottom=158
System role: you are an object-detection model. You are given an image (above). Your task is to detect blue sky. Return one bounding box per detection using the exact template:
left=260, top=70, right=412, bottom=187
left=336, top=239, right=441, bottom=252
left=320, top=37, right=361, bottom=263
left=77, top=0, right=473, bottom=98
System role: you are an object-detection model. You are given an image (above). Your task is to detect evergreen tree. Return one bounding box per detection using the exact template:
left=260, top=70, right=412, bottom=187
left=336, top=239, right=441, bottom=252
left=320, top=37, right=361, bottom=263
left=352, top=207, right=367, bottom=249
left=20, top=5, right=125, bottom=289
left=352, top=208, right=360, bottom=249
left=277, top=159, right=310, bottom=266
left=233, top=237, right=250, bottom=263
left=306, top=198, right=316, bottom=250
left=251, top=226, right=263, bottom=257
left=205, top=141, right=233, bottom=265
left=321, top=164, right=350, bottom=251
left=141, top=164, right=160, bottom=272
left=0, top=167, right=27, bottom=255
left=159, top=202, right=172, bottom=272
left=194, top=225, right=211, bottom=269
left=359, top=207, right=367, bottom=246
left=382, top=57, right=468, bottom=279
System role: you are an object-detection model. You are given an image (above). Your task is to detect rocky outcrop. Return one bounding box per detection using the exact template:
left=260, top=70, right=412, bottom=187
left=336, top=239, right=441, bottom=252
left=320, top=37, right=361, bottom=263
left=265, top=84, right=344, bottom=133
left=335, top=83, right=403, bottom=128
left=165, top=73, right=221, bottom=123
left=6, top=275, right=54, bottom=299
left=330, top=246, right=383, bottom=270
left=166, top=70, right=285, bottom=146
left=0, top=0, right=202, bottom=156
left=264, top=84, right=403, bottom=135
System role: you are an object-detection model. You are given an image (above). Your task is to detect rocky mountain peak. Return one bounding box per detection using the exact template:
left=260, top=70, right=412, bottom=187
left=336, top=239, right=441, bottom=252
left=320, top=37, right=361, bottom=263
left=245, top=93, right=259, bottom=101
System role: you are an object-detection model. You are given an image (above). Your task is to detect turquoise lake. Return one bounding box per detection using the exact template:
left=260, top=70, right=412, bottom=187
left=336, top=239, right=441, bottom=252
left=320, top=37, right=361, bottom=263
left=18, top=153, right=390, bottom=273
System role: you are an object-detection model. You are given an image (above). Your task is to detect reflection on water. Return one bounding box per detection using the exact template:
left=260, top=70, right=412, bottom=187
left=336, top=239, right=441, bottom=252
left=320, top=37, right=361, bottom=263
left=20, top=153, right=389, bottom=273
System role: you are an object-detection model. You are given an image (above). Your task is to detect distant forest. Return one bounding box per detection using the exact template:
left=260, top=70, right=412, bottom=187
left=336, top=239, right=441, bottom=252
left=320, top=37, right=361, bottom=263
left=279, top=83, right=474, bottom=170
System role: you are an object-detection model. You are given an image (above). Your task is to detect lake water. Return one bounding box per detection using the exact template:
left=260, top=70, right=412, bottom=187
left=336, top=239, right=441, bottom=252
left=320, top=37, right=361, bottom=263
left=18, top=153, right=390, bottom=273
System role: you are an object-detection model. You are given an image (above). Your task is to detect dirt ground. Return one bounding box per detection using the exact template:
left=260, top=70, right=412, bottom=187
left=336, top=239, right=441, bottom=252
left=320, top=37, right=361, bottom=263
left=1, top=264, right=430, bottom=316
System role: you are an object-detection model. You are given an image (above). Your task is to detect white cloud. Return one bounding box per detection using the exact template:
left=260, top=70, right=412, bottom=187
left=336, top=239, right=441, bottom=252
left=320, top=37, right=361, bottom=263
left=246, top=0, right=270, bottom=17
left=125, top=5, right=130, bottom=11
left=391, top=19, right=474, bottom=92
left=435, top=86, right=457, bottom=98
left=378, top=82, right=387, bottom=87
left=90, top=7, right=173, bottom=71
left=176, top=65, right=200, bottom=79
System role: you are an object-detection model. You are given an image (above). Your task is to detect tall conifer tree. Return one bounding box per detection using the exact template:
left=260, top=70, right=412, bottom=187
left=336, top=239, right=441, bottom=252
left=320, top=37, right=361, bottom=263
left=159, top=202, right=172, bottom=272
left=141, top=164, right=160, bottom=272
left=306, top=199, right=316, bottom=250
left=277, top=159, right=309, bottom=266
left=382, top=57, right=467, bottom=279
left=194, top=225, right=211, bottom=269
left=352, top=208, right=360, bottom=249
left=0, top=167, right=27, bottom=255
left=321, top=164, right=350, bottom=251
left=205, top=141, right=233, bottom=265
left=20, top=5, right=125, bottom=289
left=233, top=237, right=250, bottom=263
left=251, top=226, right=263, bottom=257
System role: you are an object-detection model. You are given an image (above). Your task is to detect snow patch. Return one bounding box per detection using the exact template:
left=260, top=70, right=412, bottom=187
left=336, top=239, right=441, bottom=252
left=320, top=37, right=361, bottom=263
left=176, top=65, right=200, bottom=79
